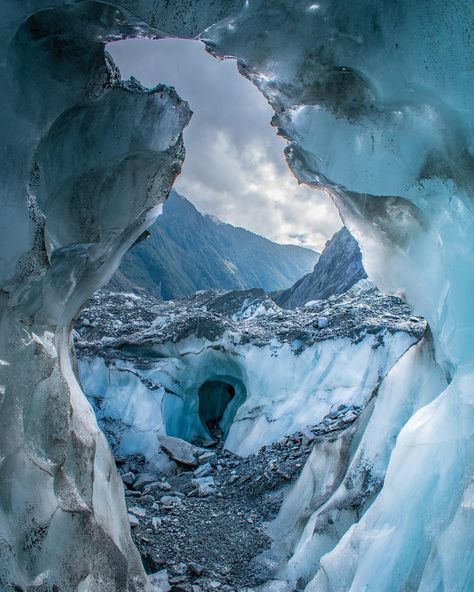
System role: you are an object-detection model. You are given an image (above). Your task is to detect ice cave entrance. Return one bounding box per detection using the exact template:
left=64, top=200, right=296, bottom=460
left=197, top=377, right=246, bottom=443
left=199, top=380, right=235, bottom=439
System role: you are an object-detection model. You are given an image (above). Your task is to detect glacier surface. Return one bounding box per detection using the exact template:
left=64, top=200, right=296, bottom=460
left=76, top=284, right=428, bottom=459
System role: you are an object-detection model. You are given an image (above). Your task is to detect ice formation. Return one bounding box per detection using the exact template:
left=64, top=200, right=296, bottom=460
left=0, top=1, right=472, bottom=590
left=76, top=284, right=430, bottom=460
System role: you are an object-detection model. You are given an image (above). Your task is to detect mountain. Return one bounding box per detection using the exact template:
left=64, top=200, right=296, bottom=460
left=109, top=190, right=319, bottom=299
left=272, top=227, right=366, bottom=308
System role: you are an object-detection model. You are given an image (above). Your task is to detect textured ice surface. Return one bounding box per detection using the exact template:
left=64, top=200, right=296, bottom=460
left=76, top=285, right=427, bottom=459
left=0, top=4, right=191, bottom=589
left=1, top=1, right=473, bottom=590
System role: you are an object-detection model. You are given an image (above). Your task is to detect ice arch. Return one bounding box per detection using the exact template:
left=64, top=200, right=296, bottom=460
left=0, top=1, right=473, bottom=591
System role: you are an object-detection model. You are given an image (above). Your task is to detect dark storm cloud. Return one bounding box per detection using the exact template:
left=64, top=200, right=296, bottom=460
left=107, top=38, right=341, bottom=251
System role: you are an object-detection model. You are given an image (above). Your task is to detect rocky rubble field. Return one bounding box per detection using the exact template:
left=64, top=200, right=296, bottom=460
left=119, top=404, right=361, bottom=592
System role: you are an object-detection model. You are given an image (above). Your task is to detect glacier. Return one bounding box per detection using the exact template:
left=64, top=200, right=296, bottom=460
left=0, top=1, right=473, bottom=591
left=76, top=284, right=432, bottom=460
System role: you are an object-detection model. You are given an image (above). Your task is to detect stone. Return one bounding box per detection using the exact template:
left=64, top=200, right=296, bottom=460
left=198, top=451, right=217, bottom=466
left=159, top=435, right=198, bottom=467
left=128, top=513, right=139, bottom=527
left=171, top=563, right=188, bottom=576
left=128, top=505, right=147, bottom=518
left=149, top=569, right=171, bottom=592
left=193, top=463, right=213, bottom=478
left=228, top=474, right=239, bottom=484
left=191, top=476, right=216, bottom=497
left=121, top=471, right=135, bottom=486
left=124, top=490, right=141, bottom=498
left=317, top=316, right=329, bottom=328
left=160, top=495, right=184, bottom=509
left=152, top=517, right=162, bottom=532
left=188, top=562, right=205, bottom=576
left=133, top=472, right=159, bottom=490
left=301, top=428, right=316, bottom=445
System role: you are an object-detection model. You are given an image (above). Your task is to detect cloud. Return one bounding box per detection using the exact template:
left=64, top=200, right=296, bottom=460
left=107, top=37, right=342, bottom=252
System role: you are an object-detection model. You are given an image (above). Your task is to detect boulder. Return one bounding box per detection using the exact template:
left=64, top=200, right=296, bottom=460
left=121, top=471, right=135, bottom=486
left=133, top=472, right=159, bottom=490
left=150, top=569, right=171, bottom=592
left=191, top=476, right=216, bottom=497
left=193, top=463, right=213, bottom=478
left=159, top=435, right=199, bottom=467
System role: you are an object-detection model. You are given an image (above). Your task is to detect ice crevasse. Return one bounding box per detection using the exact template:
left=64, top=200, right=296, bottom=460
left=0, top=1, right=473, bottom=591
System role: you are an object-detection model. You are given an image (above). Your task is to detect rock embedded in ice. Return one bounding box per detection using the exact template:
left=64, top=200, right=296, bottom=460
left=316, top=317, right=329, bottom=329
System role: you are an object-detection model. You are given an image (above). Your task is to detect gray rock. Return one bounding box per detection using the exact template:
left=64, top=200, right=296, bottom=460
left=128, top=513, right=140, bottom=527
left=302, top=428, right=316, bottom=445
left=188, top=562, right=205, bottom=576
left=133, top=472, right=159, bottom=490
left=121, top=471, right=135, bottom=486
left=191, top=476, right=216, bottom=497
left=159, top=435, right=198, bottom=467
left=128, top=505, right=146, bottom=518
left=160, top=495, right=184, bottom=509
left=317, top=316, right=329, bottom=328
left=149, top=569, right=171, bottom=592
left=193, top=463, right=213, bottom=479
left=198, top=451, right=217, bottom=466
left=144, top=481, right=172, bottom=494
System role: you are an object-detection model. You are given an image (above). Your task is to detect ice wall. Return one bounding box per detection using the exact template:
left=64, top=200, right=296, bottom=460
left=1, top=1, right=473, bottom=590
left=198, top=3, right=474, bottom=589
left=79, top=327, right=418, bottom=460
left=0, top=3, right=192, bottom=590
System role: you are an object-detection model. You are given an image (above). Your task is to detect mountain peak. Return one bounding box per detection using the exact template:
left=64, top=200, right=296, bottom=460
left=110, top=191, right=319, bottom=299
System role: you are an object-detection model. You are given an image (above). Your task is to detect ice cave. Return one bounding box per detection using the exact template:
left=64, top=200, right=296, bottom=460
left=0, top=1, right=473, bottom=591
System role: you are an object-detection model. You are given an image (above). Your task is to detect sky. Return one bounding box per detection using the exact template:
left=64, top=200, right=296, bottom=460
left=107, top=38, right=341, bottom=252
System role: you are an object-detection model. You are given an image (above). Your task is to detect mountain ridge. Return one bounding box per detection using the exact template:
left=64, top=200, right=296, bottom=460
left=272, top=227, right=366, bottom=308
left=110, top=190, right=319, bottom=299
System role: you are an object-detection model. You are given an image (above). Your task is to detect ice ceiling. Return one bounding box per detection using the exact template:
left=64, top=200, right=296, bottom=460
left=0, top=1, right=473, bottom=591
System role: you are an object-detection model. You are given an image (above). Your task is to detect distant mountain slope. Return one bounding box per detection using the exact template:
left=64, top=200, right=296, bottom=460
left=109, top=190, right=319, bottom=299
left=272, top=227, right=366, bottom=308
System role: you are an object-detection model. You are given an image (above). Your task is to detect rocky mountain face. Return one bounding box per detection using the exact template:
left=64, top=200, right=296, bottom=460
left=273, top=227, right=366, bottom=308
left=109, top=190, right=319, bottom=299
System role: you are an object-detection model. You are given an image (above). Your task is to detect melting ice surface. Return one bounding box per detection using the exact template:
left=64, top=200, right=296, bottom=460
left=0, top=1, right=473, bottom=591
